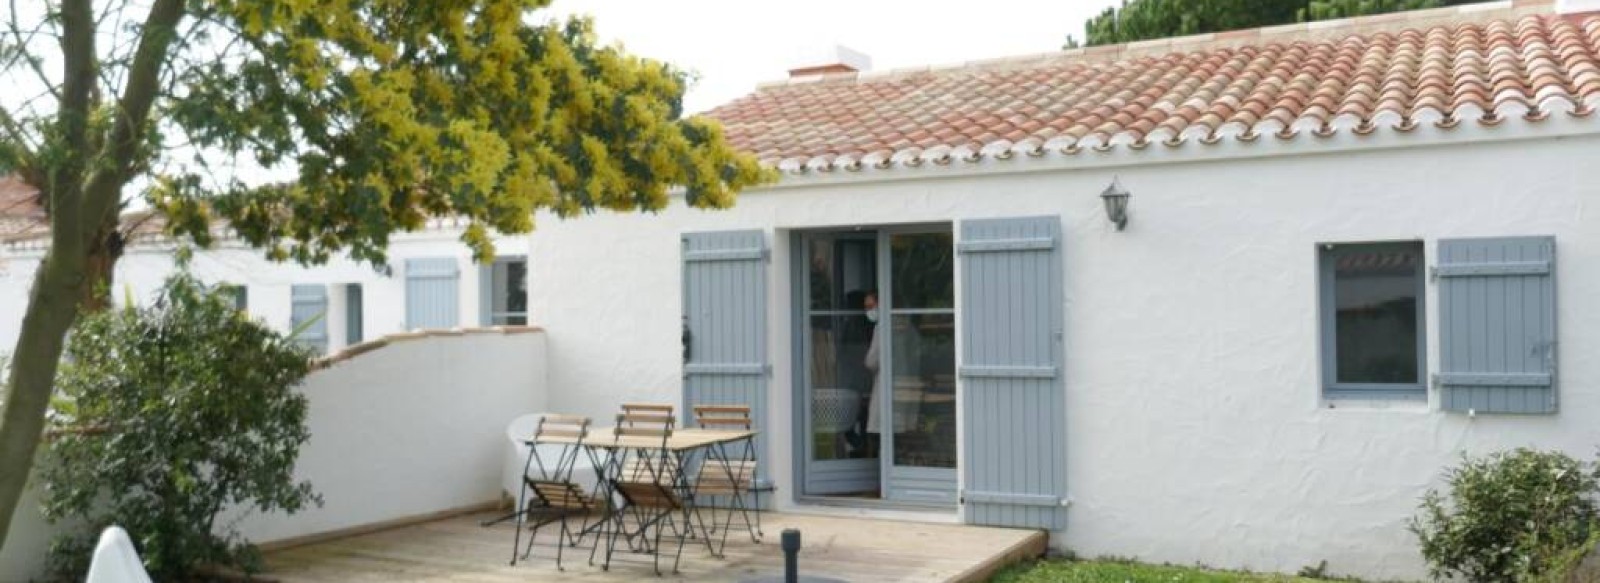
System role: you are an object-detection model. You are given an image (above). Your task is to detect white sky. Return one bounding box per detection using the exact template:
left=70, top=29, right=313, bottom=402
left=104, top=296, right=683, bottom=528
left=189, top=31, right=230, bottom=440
left=541, top=1, right=1119, bottom=114
left=2, top=1, right=1119, bottom=192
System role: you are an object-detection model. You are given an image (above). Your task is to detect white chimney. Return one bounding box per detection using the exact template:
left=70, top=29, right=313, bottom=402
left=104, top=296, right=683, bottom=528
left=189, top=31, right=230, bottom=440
left=1558, top=0, right=1600, bottom=13
left=788, top=45, right=872, bottom=78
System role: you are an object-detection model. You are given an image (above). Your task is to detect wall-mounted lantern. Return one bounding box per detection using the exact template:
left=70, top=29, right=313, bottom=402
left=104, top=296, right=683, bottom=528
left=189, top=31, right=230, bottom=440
left=1100, top=177, right=1131, bottom=231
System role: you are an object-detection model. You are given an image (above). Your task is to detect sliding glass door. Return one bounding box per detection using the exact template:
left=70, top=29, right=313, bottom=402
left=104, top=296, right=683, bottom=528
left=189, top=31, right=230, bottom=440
left=801, top=233, right=880, bottom=495
left=882, top=231, right=958, bottom=504
left=799, top=227, right=957, bottom=505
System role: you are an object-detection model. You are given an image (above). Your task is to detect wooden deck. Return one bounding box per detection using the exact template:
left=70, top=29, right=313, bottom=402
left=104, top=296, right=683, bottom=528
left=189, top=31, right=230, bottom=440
left=262, top=510, right=1046, bottom=582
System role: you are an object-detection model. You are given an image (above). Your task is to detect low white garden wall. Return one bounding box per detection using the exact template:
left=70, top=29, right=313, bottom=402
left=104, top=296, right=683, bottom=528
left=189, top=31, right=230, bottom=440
left=0, top=327, right=547, bottom=582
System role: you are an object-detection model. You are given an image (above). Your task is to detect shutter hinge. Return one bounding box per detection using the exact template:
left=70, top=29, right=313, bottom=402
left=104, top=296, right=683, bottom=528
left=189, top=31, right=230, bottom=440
left=1428, top=266, right=1439, bottom=283
left=1430, top=373, right=1440, bottom=391
left=957, top=489, right=964, bottom=505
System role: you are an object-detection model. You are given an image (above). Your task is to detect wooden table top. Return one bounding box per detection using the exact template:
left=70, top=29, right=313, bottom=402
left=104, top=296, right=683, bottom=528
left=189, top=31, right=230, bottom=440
left=531, top=428, right=756, bottom=452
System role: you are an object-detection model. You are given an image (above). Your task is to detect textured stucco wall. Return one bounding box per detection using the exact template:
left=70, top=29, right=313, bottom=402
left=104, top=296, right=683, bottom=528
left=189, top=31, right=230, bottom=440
left=527, top=132, right=1600, bottom=580
left=0, top=331, right=546, bottom=582
left=0, top=231, right=528, bottom=357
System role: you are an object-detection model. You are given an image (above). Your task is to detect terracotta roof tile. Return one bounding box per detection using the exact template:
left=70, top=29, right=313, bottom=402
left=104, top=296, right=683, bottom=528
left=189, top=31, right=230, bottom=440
left=0, top=176, right=44, bottom=241
left=706, top=12, right=1600, bottom=173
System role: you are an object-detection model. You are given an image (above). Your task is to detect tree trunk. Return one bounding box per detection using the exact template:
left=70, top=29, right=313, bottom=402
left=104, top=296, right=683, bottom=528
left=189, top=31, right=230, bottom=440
left=80, top=227, right=123, bottom=312
left=0, top=249, right=90, bottom=553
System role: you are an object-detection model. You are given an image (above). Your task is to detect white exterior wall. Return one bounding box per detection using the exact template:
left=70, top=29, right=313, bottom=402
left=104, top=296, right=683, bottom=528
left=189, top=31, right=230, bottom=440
left=0, top=230, right=527, bottom=357
left=527, top=130, right=1600, bottom=580
left=0, top=330, right=547, bottom=581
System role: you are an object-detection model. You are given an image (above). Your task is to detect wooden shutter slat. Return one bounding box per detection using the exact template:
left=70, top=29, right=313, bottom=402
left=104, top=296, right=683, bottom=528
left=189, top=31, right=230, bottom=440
left=405, top=258, right=460, bottom=329
left=1436, top=236, right=1558, bottom=414
left=681, top=230, right=769, bottom=496
left=958, top=216, right=1067, bottom=530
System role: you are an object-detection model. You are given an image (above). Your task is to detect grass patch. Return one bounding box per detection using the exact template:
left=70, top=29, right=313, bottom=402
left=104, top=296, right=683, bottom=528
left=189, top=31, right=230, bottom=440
left=990, top=558, right=1350, bottom=582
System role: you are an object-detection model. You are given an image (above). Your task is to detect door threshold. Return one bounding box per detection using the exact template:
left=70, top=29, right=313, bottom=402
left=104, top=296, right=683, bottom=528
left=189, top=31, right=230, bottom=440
left=792, top=495, right=958, bottom=523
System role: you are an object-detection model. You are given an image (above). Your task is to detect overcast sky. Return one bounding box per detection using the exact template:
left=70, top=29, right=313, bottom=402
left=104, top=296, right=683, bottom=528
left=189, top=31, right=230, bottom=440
left=2, top=1, right=1121, bottom=191
left=541, top=1, right=1120, bottom=114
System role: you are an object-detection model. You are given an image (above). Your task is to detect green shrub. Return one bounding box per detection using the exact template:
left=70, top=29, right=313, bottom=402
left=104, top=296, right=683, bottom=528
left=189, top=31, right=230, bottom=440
left=40, top=272, right=322, bottom=580
left=1411, top=448, right=1600, bottom=582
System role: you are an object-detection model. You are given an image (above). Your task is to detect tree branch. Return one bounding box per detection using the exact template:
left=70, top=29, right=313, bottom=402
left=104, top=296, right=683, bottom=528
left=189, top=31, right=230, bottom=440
left=6, top=0, right=62, bottom=101
left=81, top=0, right=186, bottom=229
left=0, top=105, right=36, bottom=156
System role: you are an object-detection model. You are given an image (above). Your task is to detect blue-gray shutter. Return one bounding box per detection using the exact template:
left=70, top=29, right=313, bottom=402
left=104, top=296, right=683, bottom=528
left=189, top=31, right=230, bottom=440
left=682, top=230, right=769, bottom=492
left=957, top=216, right=1066, bottom=529
left=290, top=284, right=328, bottom=354
left=405, top=257, right=460, bottom=329
left=1436, top=236, right=1558, bottom=414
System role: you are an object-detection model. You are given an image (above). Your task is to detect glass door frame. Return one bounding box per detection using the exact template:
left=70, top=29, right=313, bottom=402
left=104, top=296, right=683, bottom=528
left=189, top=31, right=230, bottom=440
left=878, top=226, right=958, bottom=505
left=796, top=229, right=881, bottom=497
left=791, top=223, right=958, bottom=508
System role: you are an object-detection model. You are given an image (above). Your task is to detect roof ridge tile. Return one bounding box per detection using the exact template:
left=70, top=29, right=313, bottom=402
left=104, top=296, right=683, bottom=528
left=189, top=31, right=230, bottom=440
left=708, top=9, right=1599, bottom=176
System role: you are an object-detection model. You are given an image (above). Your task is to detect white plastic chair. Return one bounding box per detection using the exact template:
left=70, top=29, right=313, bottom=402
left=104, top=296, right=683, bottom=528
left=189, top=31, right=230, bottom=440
left=85, top=526, right=152, bottom=583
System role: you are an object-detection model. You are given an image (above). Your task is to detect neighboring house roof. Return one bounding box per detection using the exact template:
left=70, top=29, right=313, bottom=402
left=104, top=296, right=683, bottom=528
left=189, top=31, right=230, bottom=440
left=0, top=176, right=45, bottom=242
left=706, top=7, right=1600, bottom=173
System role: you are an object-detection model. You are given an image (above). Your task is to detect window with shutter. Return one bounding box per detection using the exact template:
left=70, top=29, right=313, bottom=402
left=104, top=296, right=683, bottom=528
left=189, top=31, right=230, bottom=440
left=1318, top=242, right=1427, bottom=400
left=405, top=258, right=460, bottom=330
left=957, top=216, right=1066, bottom=529
left=1435, top=236, right=1558, bottom=414
left=290, top=284, right=329, bottom=354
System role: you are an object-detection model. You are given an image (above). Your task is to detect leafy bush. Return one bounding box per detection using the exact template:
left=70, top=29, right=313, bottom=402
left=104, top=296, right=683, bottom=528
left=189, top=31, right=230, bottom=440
left=41, top=273, right=322, bottom=580
left=1411, top=448, right=1600, bottom=582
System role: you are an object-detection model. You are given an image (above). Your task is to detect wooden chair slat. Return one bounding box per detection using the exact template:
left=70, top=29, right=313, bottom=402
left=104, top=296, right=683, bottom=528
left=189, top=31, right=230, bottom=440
left=697, top=419, right=752, bottom=429
left=693, top=405, right=750, bottom=415
left=621, top=403, right=675, bottom=412
left=541, top=414, right=591, bottom=425
left=614, top=426, right=673, bottom=437
left=536, top=428, right=586, bottom=439
left=620, top=459, right=679, bottom=485
left=615, top=483, right=682, bottom=510
left=617, top=412, right=674, bottom=424
left=527, top=480, right=597, bottom=511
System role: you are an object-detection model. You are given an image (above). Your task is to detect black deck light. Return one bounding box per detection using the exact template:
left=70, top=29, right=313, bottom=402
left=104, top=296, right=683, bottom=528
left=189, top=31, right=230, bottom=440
left=1100, top=176, right=1131, bottom=231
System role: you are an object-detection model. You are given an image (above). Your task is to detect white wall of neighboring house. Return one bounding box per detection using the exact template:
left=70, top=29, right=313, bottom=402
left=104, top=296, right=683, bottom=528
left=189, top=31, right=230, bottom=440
left=0, top=228, right=528, bottom=357
left=0, top=329, right=547, bottom=581
left=524, top=125, right=1600, bottom=580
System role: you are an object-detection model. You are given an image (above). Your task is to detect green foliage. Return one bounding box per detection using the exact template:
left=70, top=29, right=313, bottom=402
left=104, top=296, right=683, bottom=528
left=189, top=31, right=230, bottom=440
left=1069, top=0, right=1490, bottom=47
left=1303, top=0, right=1451, bottom=20
left=40, top=273, right=321, bottom=580
left=151, top=1, right=775, bottom=266
left=1410, top=448, right=1600, bottom=582
left=990, top=557, right=1341, bottom=582
left=0, top=0, right=773, bottom=552
left=1296, top=560, right=1330, bottom=579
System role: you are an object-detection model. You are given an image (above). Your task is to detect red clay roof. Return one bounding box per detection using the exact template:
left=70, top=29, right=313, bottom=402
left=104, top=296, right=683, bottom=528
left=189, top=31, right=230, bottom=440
left=706, top=10, right=1600, bottom=172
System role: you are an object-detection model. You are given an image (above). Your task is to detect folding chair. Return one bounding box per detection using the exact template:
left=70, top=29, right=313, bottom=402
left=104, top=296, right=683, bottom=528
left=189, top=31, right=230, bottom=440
left=594, top=411, right=693, bottom=575
left=620, top=402, right=676, bottom=421
left=692, top=405, right=763, bottom=555
left=511, top=414, right=600, bottom=570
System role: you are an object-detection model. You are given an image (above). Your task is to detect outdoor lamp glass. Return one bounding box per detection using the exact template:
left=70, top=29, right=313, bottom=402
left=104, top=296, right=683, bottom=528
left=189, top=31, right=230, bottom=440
left=1100, top=177, right=1130, bottom=231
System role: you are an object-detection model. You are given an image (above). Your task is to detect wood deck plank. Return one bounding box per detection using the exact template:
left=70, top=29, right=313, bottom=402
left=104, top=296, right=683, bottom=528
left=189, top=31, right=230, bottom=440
left=263, top=511, right=1043, bottom=582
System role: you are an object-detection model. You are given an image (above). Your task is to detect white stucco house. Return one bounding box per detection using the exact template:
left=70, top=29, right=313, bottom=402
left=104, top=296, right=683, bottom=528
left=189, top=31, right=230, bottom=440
left=5, top=2, right=1600, bottom=581
left=517, top=1, right=1600, bottom=579
left=0, top=185, right=530, bottom=357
